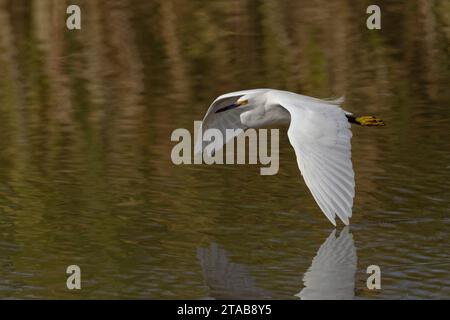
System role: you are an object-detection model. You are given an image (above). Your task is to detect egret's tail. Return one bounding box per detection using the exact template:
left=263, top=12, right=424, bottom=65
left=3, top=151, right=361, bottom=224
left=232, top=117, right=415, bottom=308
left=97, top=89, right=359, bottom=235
left=346, top=115, right=385, bottom=126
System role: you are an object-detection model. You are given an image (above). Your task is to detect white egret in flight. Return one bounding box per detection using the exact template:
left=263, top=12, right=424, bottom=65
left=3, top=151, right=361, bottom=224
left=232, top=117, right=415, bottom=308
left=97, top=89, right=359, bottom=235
left=195, top=89, right=384, bottom=226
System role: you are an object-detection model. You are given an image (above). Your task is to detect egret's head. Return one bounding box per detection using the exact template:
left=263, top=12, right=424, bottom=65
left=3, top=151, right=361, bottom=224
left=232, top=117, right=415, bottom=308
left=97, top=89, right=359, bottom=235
left=215, top=97, right=249, bottom=114
left=214, top=91, right=270, bottom=113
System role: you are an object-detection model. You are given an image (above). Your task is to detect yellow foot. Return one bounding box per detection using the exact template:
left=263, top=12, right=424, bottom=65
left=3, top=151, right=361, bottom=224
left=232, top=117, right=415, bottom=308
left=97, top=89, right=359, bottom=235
left=356, top=116, right=385, bottom=126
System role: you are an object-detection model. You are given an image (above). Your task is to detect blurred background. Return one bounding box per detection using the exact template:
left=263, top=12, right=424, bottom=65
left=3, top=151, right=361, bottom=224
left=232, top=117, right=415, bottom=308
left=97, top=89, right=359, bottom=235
left=0, top=0, right=449, bottom=299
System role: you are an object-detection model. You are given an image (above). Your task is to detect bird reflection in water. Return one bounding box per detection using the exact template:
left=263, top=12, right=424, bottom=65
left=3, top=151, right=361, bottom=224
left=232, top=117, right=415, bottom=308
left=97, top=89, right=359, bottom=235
left=196, top=243, right=273, bottom=299
left=197, top=227, right=356, bottom=300
left=296, top=227, right=357, bottom=300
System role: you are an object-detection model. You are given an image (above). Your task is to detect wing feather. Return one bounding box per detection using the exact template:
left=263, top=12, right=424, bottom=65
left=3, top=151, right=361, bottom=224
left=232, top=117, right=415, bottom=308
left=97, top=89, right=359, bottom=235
left=276, top=93, right=355, bottom=225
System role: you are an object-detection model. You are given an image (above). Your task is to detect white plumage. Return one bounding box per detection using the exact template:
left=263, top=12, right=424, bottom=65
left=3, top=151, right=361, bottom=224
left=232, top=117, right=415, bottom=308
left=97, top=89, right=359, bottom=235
left=196, top=89, right=355, bottom=226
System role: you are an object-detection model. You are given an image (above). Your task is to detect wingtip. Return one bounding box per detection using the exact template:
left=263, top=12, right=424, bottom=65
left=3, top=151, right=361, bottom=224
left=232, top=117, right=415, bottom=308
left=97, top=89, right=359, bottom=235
left=337, top=213, right=350, bottom=226
left=328, top=216, right=337, bottom=227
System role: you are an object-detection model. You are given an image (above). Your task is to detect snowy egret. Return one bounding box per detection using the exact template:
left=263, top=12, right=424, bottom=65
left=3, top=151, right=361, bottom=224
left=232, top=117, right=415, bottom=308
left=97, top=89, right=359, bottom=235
left=195, top=89, right=384, bottom=226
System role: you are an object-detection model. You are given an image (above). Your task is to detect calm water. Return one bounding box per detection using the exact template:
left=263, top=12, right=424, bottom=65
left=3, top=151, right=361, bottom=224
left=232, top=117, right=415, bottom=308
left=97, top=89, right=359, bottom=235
left=0, top=0, right=449, bottom=299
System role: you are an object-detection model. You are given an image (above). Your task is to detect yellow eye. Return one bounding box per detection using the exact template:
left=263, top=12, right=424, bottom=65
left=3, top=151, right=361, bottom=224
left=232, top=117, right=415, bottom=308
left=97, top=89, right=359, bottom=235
left=239, top=99, right=248, bottom=106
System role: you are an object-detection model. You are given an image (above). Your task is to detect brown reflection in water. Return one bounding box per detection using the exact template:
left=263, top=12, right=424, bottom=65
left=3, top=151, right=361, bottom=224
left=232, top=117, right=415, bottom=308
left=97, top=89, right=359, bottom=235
left=0, top=0, right=448, bottom=299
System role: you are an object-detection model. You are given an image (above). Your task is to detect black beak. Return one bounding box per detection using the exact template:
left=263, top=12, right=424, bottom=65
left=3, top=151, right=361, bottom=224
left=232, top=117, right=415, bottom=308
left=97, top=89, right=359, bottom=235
left=215, top=103, right=240, bottom=114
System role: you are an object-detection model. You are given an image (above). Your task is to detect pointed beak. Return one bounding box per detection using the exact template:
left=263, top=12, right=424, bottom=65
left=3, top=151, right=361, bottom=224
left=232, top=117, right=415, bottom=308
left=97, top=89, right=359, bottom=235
left=215, top=103, right=240, bottom=114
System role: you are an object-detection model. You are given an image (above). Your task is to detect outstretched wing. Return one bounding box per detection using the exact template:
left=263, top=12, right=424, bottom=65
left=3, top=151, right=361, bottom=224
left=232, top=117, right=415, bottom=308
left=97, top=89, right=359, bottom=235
left=195, top=89, right=269, bottom=155
left=276, top=92, right=355, bottom=225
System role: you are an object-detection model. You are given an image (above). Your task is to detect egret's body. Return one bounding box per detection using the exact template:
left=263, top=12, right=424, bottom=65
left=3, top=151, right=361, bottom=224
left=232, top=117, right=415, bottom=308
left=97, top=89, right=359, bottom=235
left=196, top=89, right=384, bottom=226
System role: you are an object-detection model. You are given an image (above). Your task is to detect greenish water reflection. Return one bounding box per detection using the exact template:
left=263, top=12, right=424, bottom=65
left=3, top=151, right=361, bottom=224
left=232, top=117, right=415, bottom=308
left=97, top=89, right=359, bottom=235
left=0, top=0, right=449, bottom=299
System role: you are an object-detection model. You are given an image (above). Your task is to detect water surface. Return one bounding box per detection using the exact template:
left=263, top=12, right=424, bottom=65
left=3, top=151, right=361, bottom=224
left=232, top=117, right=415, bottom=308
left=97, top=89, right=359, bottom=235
left=0, top=0, right=449, bottom=299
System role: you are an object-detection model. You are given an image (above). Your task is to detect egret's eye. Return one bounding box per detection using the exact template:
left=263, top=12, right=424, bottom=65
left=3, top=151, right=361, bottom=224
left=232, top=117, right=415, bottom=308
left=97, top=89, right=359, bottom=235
left=239, top=99, right=248, bottom=106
